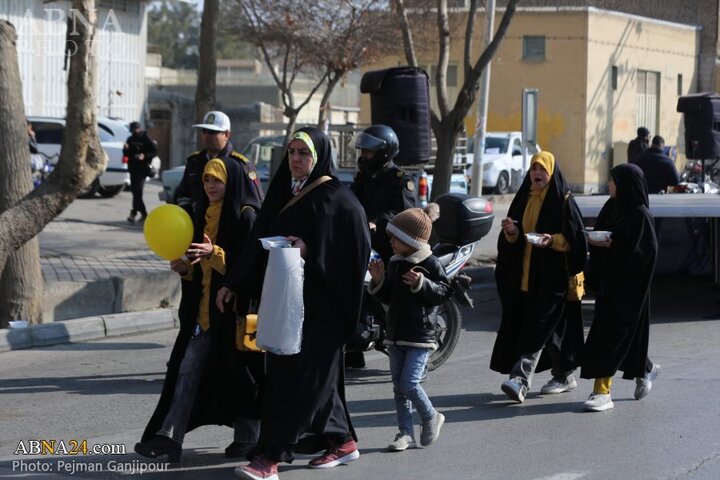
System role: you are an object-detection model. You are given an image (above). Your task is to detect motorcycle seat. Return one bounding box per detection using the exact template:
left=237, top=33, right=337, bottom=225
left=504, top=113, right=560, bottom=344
left=432, top=243, right=456, bottom=268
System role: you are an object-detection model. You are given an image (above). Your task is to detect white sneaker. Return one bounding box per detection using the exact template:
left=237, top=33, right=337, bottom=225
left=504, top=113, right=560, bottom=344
left=540, top=375, right=578, bottom=394
left=501, top=378, right=527, bottom=403
left=584, top=393, right=614, bottom=412
left=388, top=432, right=416, bottom=452
left=635, top=363, right=660, bottom=400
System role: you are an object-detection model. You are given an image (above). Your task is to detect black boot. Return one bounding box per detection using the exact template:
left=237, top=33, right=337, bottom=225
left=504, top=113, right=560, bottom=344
left=134, top=435, right=181, bottom=463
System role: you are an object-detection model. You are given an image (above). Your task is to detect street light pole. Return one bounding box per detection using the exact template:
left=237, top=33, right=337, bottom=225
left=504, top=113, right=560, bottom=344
left=471, top=0, right=496, bottom=196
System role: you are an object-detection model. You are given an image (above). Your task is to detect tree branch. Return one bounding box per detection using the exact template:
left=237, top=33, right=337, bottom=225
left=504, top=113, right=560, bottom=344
left=392, top=0, right=418, bottom=66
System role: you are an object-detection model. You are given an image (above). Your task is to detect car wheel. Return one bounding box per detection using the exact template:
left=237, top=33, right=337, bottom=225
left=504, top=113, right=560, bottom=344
left=98, top=184, right=124, bottom=198
left=78, top=178, right=100, bottom=199
left=494, top=171, right=510, bottom=194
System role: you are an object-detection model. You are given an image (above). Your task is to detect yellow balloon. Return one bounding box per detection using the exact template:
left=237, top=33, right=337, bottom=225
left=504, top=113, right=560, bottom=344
left=143, top=204, right=194, bottom=260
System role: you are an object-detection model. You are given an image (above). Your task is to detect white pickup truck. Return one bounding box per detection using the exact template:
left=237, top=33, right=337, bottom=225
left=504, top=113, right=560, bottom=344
left=465, top=131, right=541, bottom=194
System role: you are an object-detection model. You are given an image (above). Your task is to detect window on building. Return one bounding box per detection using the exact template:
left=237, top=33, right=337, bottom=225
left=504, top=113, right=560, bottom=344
left=636, top=70, right=660, bottom=135
left=523, top=36, right=545, bottom=61
left=677, top=74, right=683, bottom=96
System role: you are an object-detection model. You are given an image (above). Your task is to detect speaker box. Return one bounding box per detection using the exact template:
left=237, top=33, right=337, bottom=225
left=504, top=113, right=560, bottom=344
left=676, top=93, right=720, bottom=159
left=360, top=67, right=432, bottom=166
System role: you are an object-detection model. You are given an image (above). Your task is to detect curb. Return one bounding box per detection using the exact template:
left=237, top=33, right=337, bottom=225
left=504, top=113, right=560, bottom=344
left=0, top=308, right=179, bottom=353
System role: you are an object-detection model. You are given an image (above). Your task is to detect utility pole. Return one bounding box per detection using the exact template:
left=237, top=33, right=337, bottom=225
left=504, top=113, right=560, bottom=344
left=470, top=0, right=495, bottom=196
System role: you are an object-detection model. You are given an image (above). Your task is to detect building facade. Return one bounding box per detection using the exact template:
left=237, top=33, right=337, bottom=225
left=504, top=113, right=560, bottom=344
left=0, top=0, right=149, bottom=121
left=361, top=5, right=702, bottom=192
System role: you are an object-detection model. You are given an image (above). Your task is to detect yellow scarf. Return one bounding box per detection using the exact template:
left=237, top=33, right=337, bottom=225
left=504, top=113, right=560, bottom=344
left=520, top=185, right=548, bottom=292
left=197, top=200, right=224, bottom=331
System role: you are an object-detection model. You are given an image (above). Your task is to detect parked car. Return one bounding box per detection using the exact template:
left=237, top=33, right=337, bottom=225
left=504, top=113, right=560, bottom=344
left=28, top=116, right=159, bottom=198
left=465, top=132, right=541, bottom=194
left=426, top=172, right=470, bottom=197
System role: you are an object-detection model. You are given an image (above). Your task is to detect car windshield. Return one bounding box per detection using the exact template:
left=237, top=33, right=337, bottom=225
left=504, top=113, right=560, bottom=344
left=240, top=136, right=284, bottom=170
left=485, top=137, right=509, bottom=154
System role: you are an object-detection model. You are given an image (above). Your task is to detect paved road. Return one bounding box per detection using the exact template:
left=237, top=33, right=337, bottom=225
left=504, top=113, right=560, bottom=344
left=1, top=280, right=719, bottom=480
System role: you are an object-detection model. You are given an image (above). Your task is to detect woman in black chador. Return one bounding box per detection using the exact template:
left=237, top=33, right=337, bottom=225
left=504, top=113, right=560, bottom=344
left=491, top=152, right=587, bottom=403
left=219, top=127, right=370, bottom=480
left=135, top=157, right=263, bottom=462
left=581, top=163, right=660, bottom=412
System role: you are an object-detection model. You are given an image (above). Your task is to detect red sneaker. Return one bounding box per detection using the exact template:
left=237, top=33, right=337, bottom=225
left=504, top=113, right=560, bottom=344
left=307, top=439, right=360, bottom=469
left=233, top=455, right=279, bottom=480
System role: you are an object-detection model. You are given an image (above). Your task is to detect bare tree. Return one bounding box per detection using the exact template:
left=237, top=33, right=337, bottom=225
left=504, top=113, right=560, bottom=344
left=0, top=0, right=104, bottom=327
left=195, top=0, right=218, bottom=144
left=227, top=0, right=398, bottom=143
left=307, top=1, right=399, bottom=128
left=392, top=0, right=520, bottom=198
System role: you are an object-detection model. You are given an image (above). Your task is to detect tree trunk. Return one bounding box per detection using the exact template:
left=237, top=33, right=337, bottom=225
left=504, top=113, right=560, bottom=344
left=0, top=1, right=103, bottom=326
left=431, top=120, right=460, bottom=201
left=0, top=21, right=42, bottom=326
left=195, top=0, right=218, bottom=145
left=317, top=73, right=341, bottom=130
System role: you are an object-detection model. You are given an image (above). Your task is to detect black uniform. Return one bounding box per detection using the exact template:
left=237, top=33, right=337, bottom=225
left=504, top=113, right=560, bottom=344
left=123, top=131, right=158, bottom=218
left=175, top=142, right=264, bottom=217
left=350, top=162, right=416, bottom=262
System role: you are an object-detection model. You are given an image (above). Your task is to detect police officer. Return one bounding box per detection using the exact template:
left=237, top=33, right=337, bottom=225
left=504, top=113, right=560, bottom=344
left=173, top=111, right=264, bottom=458
left=174, top=111, right=264, bottom=218
left=350, top=124, right=417, bottom=262
left=123, top=121, right=158, bottom=223
left=346, top=125, right=416, bottom=368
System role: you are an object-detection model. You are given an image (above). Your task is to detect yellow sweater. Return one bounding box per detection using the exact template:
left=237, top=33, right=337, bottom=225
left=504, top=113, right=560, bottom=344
left=183, top=201, right=227, bottom=331
left=505, top=186, right=569, bottom=292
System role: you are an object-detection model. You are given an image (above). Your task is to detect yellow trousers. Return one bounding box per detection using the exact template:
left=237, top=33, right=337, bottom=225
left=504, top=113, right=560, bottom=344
left=593, top=377, right=612, bottom=394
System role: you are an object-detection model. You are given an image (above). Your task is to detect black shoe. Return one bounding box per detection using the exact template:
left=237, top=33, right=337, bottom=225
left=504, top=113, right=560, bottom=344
left=134, top=435, right=181, bottom=463
left=224, top=440, right=255, bottom=458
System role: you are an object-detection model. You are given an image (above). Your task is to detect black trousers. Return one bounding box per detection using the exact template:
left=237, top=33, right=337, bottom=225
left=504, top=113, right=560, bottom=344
left=130, top=171, right=147, bottom=216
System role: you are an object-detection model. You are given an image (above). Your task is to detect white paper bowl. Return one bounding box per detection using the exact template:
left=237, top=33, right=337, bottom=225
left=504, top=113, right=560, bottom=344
left=587, top=230, right=612, bottom=242
left=525, top=233, right=544, bottom=245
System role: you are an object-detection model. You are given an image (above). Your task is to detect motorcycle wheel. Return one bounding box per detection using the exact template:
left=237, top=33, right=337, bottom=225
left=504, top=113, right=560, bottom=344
left=427, top=299, right=462, bottom=371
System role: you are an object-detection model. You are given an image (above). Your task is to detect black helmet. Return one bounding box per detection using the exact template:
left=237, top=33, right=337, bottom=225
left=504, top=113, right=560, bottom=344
left=351, top=125, right=399, bottom=174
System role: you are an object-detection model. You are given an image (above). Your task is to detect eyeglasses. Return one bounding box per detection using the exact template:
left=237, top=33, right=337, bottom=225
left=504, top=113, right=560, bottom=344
left=201, top=128, right=221, bottom=135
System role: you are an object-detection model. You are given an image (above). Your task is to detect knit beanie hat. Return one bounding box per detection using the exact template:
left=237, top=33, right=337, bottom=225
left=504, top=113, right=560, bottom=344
left=386, top=203, right=440, bottom=249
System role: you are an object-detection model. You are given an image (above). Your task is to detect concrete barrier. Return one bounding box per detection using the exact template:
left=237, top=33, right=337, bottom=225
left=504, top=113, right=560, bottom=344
left=116, top=271, right=182, bottom=312
left=43, top=279, right=117, bottom=322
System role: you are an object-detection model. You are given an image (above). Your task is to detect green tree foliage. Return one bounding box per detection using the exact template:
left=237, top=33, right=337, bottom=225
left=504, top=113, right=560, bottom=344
left=148, top=0, right=255, bottom=69
left=148, top=1, right=201, bottom=69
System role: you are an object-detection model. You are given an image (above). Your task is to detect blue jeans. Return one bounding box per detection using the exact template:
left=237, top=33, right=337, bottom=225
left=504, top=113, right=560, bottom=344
left=389, top=345, right=435, bottom=436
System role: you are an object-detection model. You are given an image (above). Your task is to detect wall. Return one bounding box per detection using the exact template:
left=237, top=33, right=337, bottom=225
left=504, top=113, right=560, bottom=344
left=486, top=9, right=590, bottom=189
left=0, top=0, right=148, bottom=121
left=585, top=10, right=699, bottom=191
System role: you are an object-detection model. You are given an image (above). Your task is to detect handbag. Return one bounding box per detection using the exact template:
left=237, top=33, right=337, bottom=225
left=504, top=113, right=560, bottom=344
left=563, top=192, right=585, bottom=302
left=236, top=313, right=262, bottom=352
left=566, top=271, right=585, bottom=301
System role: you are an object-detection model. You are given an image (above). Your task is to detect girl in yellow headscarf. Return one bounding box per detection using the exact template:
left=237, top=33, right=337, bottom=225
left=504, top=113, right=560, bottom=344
left=136, top=157, right=263, bottom=463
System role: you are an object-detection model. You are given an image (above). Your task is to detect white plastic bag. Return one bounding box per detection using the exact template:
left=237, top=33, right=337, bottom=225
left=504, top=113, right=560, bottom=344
left=257, top=242, right=305, bottom=355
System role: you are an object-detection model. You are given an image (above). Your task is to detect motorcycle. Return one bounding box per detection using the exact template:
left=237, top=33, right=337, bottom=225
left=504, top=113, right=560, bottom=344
left=348, top=193, right=495, bottom=371
left=678, top=159, right=720, bottom=194
left=30, top=152, right=56, bottom=188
